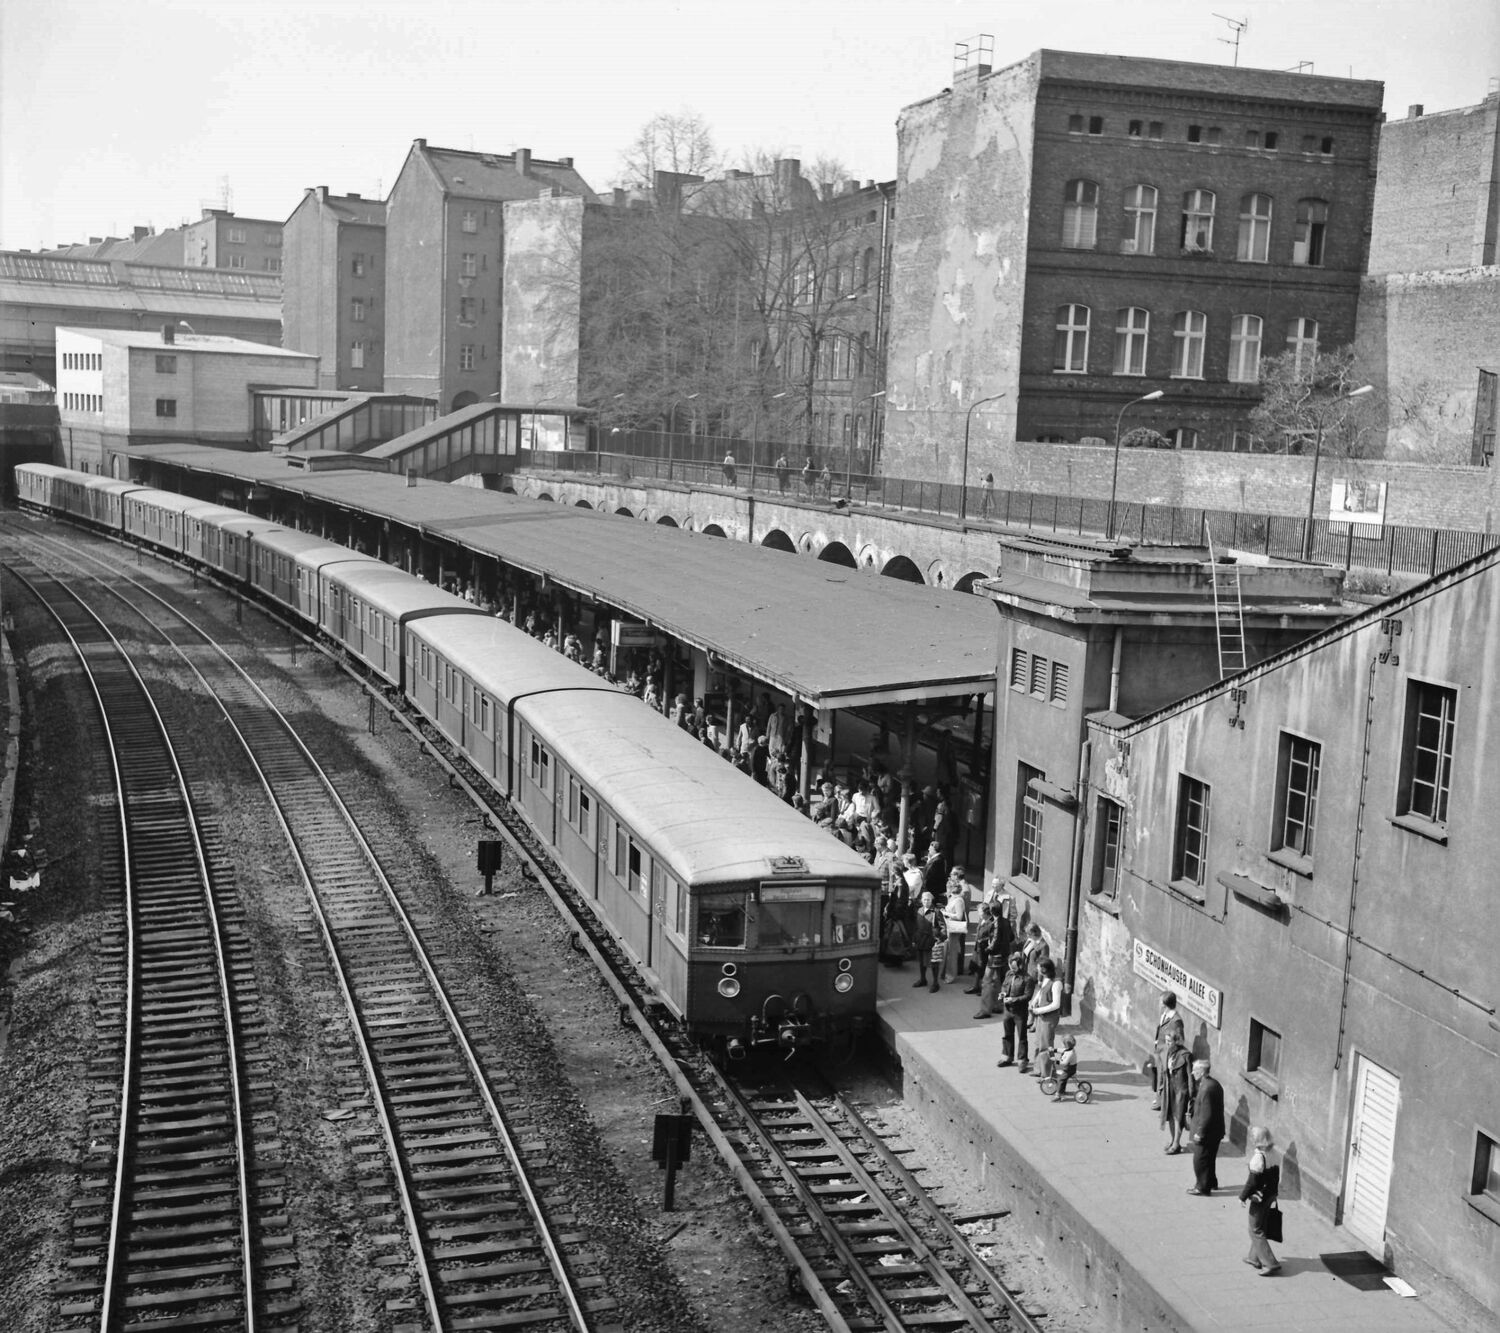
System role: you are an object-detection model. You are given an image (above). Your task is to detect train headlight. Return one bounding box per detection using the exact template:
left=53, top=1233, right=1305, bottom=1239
left=834, top=972, right=854, bottom=993
left=718, top=977, right=742, bottom=998
left=838, top=957, right=852, bottom=972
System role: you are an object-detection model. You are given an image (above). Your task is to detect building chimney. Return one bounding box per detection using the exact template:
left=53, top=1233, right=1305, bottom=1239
left=1408, top=103, right=1424, bottom=118
left=162, top=323, right=175, bottom=345
left=414, top=138, right=426, bottom=149
left=611, top=187, right=627, bottom=207
left=514, top=148, right=531, bottom=176
left=558, top=156, right=574, bottom=168
left=347, top=191, right=361, bottom=199
left=133, top=226, right=149, bottom=241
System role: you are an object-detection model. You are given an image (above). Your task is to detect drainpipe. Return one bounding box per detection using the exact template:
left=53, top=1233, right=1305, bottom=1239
left=1063, top=739, right=1091, bottom=1017
left=1109, top=628, right=1123, bottom=712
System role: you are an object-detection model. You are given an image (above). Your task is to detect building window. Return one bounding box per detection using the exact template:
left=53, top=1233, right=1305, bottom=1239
left=1171, top=310, right=1207, bottom=379
left=1187, top=124, right=1203, bottom=143
left=350, top=341, right=365, bottom=369
left=1049, top=660, right=1069, bottom=704
left=1128, top=119, right=1143, bottom=137
left=1168, top=427, right=1200, bottom=450
left=226, top=227, right=246, bottom=243
left=1472, top=1133, right=1500, bottom=1203
left=460, top=252, right=478, bottom=278
left=1093, top=797, right=1124, bottom=899
left=1287, top=318, right=1320, bottom=376
left=1009, top=647, right=1029, bottom=691
left=461, top=209, right=478, bottom=233
left=1273, top=733, right=1321, bottom=859
left=263, top=256, right=282, bottom=272
left=1088, top=115, right=1103, bottom=135
left=1398, top=680, right=1456, bottom=827
left=1245, top=129, right=1261, bottom=149
left=155, top=398, right=177, bottom=418
left=1029, top=652, right=1049, bottom=697
left=1173, top=774, right=1211, bottom=888
left=1053, top=305, right=1090, bottom=373
left=459, top=344, right=475, bottom=371
left=1068, top=114, right=1084, bottom=133
left=1320, top=136, right=1334, bottom=155
left=1114, top=307, right=1150, bottom=376
left=226, top=254, right=246, bottom=269
left=352, top=254, right=366, bottom=277
left=1205, top=126, right=1222, bottom=145
left=1062, top=179, right=1099, bottom=249
left=155, top=355, right=177, bottom=374
left=1237, top=193, right=1273, bottom=263
left=1248, top=1018, right=1282, bottom=1088
left=266, top=232, right=281, bottom=247
left=459, top=296, right=476, bottom=324
left=1016, top=763, right=1045, bottom=882
left=351, top=298, right=366, bottom=323
left=1264, top=131, right=1279, bottom=151
left=1228, top=314, right=1263, bottom=383
left=1181, top=189, right=1215, bottom=252
left=1292, top=199, right=1328, bottom=266
left=1149, top=121, right=1164, bottom=139
left=1120, top=184, right=1157, bottom=254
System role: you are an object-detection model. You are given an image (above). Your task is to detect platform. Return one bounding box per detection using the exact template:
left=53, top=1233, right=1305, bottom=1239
left=874, top=966, right=1456, bottom=1332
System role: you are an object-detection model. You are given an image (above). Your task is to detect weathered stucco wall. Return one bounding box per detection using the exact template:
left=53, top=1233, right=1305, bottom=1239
left=501, top=195, right=583, bottom=405
left=884, top=57, right=1038, bottom=480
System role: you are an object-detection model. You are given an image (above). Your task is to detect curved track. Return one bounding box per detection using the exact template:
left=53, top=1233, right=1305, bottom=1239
left=12, top=533, right=614, bottom=1332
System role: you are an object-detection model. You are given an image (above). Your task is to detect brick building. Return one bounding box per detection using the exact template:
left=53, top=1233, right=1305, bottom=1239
left=884, top=49, right=1384, bottom=478
left=1357, top=94, right=1500, bottom=463
left=283, top=187, right=387, bottom=392
left=383, top=141, right=595, bottom=411
left=54, top=324, right=316, bottom=474
left=183, top=209, right=286, bottom=274
left=1073, top=549, right=1500, bottom=1332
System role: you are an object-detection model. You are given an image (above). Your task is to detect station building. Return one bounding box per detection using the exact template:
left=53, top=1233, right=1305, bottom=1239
left=55, top=324, right=317, bottom=474
left=1065, top=545, right=1500, bottom=1329
left=883, top=48, right=1384, bottom=473
left=282, top=187, right=388, bottom=392
left=183, top=208, right=286, bottom=275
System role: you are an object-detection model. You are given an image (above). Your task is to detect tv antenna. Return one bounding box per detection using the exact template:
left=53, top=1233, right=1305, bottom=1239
left=1214, top=14, right=1247, bottom=66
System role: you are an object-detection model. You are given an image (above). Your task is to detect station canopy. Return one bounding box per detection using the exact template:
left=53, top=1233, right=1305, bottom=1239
left=129, top=444, right=999, bottom=711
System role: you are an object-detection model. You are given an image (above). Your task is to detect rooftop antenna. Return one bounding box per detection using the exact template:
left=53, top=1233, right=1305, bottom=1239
left=218, top=175, right=233, bottom=212
left=1284, top=60, right=1314, bottom=74
left=1214, top=14, right=1247, bottom=67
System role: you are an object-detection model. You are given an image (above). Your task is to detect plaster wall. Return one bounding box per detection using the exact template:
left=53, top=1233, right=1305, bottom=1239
left=384, top=158, right=448, bottom=400
left=501, top=195, right=583, bottom=404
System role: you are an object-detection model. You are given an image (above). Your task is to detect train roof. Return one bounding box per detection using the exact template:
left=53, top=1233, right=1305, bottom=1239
left=409, top=615, right=878, bottom=885
left=128, top=446, right=999, bottom=711
left=327, top=562, right=488, bottom=622
left=254, top=528, right=383, bottom=570
left=124, top=488, right=205, bottom=515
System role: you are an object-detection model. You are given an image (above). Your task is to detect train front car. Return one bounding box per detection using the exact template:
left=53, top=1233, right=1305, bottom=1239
left=517, top=684, right=883, bottom=1061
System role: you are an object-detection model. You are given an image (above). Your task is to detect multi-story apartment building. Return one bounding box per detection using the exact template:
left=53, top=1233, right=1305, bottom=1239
left=384, top=141, right=594, bottom=411
left=1070, top=547, right=1500, bottom=1332
left=183, top=208, right=286, bottom=274
left=283, top=187, right=387, bottom=391
left=884, top=49, right=1384, bottom=476
left=54, top=324, right=316, bottom=474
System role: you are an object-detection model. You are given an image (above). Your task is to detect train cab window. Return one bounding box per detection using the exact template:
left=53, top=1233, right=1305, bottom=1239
left=830, top=887, right=875, bottom=947
left=627, top=841, right=643, bottom=899
left=698, top=893, right=746, bottom=948
left=758, top=882, right=827, bottom=949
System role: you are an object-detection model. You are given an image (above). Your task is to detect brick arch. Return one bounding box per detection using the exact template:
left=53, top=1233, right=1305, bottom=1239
left=573, top=499, right=593, bottom=509
left=703, top=524, right=728, bottom=538
left=761, top=528, right=796, bottom=553
left=614, top=506, right=634, bottom=518
left=881, top=554, right=924, bottom=583
left=954, top=570, right=991, bottom=593
left=819, top=540, right=857, bottom=568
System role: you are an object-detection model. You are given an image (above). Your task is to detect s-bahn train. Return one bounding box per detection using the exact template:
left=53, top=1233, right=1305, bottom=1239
left=15, top=464, right=882, bottom=1057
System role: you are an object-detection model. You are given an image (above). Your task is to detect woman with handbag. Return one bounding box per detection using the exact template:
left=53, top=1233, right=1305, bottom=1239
left=1239, top=1125, right=1282, bottom=1275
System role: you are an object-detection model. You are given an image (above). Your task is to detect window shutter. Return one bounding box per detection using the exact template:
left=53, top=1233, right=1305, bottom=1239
left=1010, top=648, right=1028, bottom=690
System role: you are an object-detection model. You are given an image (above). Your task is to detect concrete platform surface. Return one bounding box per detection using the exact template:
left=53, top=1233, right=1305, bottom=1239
left=875, top=967, right=1456, bottom=1332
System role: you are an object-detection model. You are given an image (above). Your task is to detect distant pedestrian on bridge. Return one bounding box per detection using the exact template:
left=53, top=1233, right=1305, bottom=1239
left=802, top=454, right=815, bottom=496
left=775, top=453, right=790, bottom=494
left=722, top=451, right=737, bottom=486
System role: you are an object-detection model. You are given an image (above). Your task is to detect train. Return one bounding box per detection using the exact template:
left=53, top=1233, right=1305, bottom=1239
left=15, top=463, right=882, bottom=1058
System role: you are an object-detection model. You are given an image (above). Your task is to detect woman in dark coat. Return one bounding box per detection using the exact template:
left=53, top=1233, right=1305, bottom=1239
left=1239, top=1125, right=1282, bottom=1274
left=1159, top=1032, right=1192, bottom=1152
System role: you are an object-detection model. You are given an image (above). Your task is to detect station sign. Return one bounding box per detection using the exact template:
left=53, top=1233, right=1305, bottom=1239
left=1132, top=938, right=1222, bottom=1028
left=611, top=620, right=660, bottom=648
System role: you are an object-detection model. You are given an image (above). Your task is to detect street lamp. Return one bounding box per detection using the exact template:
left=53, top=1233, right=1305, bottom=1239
left=847, top=390, right=885, bottom=500
left=1301, top=383, right=1374, bottom=560
left=960, top=392, right=1006, bottom=523
left=1106, top=389, right=1165, bottom=540
left=664, top=393, right=698, bottom=481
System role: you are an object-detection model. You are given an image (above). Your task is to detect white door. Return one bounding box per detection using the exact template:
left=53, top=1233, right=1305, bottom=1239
left=1343, top=1055, right=1400, bottom=1253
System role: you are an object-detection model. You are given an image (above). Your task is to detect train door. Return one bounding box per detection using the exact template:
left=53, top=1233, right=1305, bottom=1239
left=648, top=860, right=665, bottom=969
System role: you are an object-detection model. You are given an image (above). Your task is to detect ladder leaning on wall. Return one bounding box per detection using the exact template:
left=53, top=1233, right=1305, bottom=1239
left=1206, top=524, right=1248, bottom=679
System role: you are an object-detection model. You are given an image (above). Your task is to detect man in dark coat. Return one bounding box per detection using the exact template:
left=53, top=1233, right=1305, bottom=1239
left=1187, top=1057, right=1225, bottom=1194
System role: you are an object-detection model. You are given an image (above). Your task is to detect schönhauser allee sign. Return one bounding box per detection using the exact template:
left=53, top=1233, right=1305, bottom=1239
left=1132, top=939, right=1222, bottom=1028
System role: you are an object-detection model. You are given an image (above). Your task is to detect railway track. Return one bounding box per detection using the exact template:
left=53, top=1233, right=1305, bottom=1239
left=10, top=536, right=616, bottom=1332
left=7, top=559, right=285, bottom=1332
left=20, top=523, right=1047, bottom=1333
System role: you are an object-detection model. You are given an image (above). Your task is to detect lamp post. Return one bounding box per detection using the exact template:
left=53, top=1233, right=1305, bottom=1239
left=664, top=393, right=698, bottom=482
left=751, top=390, right=787, bottom=493
left=1106, top=389, right=1165, bottom=540
left=960, top=392, right=1006, bottom=523
left=847, top=390, right=885, bottom=500
left=1301, top=383, right=1373, bottom=560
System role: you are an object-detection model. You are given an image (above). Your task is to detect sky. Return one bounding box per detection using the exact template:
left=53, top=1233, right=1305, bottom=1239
left=2, top=0, right=1496, bottom=250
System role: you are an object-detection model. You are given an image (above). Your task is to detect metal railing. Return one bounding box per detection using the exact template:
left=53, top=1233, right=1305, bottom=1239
left=527, top=448, right=1500, bottom=579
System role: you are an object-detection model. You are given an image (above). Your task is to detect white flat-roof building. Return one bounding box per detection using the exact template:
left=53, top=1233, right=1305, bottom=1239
left=56, top=324, right=317, bottom=474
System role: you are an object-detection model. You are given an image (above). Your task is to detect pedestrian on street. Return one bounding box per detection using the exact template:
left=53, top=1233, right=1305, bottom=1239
left=1187, top=1058, right=1225, bottom=1194
left=1160, top=1032, right=1192, bottom=1152
left=802, top=454, right=815, bottom=496
left=942, top=881, right=970, bottom=982
left=775, top=453, right=790, bottom=494
left=972, top=936, right=1005, bottom=1019
left=1240, top=1126, right=1282, bottom=1275
left=1148, top=992, right=1185, bottom=1110
left=910, top=892, right=938, bottom=990
left=1028, top=958, right=1063, bottom=1069
left=723, top=451, right=737, bottom=486
left=997, top=953, right=1033, bottom=1070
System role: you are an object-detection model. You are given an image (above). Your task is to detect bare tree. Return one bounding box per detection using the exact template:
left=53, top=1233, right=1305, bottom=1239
left=1249, top=345, right=1379, bottom=458
left=617, top=111, right=721, bottom=194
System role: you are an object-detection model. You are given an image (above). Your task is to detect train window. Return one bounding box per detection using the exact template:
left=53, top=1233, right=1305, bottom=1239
left=627, top=841, right=643, bottom=898
left=610, top=819, right=624, bottom=876
left=671, top=877, right=685, bottom=936
left=759, top=901, right=822, bottom=949
left=830, top=888, right=875, bottom=946
left=650, top=860, right=666, bottom=916
left=480, top=695, right=491, bottom=734
left=578, top=790, right=591, bottom=842
left=698, top=894, right=746, bottom=948
left=567, top=775, right=579, bottom=825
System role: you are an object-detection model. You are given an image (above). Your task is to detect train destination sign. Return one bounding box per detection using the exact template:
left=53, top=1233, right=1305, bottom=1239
left=759, top=881, right=826, bottom=903
left=1132, top=939, right=1222, bottom=1028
